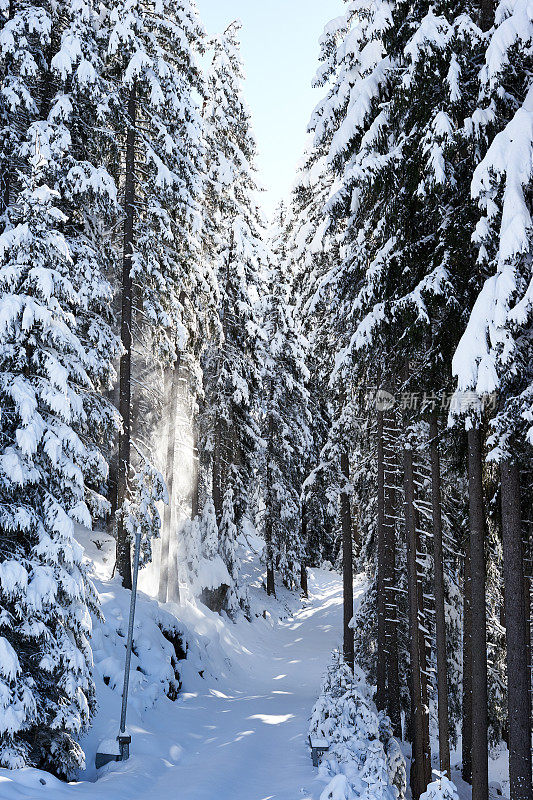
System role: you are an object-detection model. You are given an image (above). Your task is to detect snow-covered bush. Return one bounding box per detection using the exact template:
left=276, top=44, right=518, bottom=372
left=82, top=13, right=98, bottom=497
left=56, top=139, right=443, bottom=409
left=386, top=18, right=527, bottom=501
left=118, top=444, right=167, bottom=569
left=310, top=652, right=406, bottom=800
left=181, top=499, right=230, bottom=599
left=419, top=774, right=460, bottom=800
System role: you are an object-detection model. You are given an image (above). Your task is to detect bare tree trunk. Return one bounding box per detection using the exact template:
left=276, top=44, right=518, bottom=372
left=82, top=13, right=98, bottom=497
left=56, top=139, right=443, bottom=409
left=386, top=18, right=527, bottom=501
left=525, top=573, right=532, bottom=743
left=0, top=0, right=13, bottom=216
left=414, top=501, right=432, bottom=790
left=191, top=413, right=199, bottom=520
left=341, top=449, right=354, bottom=671
left=264, top=392, right=276, bottom=596
left=463, top=524, right=473, bottom=784
left=300, top=500, right=308, bottom=598
left=467, top=426, right=489, bottom=800
left=480, top=0, right=494, bottom=32
left=264, top=503, right=275, bottom=597
left=404, top=444, right=430, bottom=800
left=500, top=460, right=532, bottom=800
left=384, top=414, right=401, bottom=737
left=159, top=354, right=181, bottom=604
left=212, top=419, right=223, bottom=526
left=430, top=411, right=451, bottom=776
left=376, top=409, right=387, bottom=710
left=116, top=80, right=137, bottom=589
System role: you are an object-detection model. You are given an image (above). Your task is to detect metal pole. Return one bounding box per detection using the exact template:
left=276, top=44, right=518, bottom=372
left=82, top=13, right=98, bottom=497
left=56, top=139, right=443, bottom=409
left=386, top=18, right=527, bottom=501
left=118, top=525, right=142, bottom=759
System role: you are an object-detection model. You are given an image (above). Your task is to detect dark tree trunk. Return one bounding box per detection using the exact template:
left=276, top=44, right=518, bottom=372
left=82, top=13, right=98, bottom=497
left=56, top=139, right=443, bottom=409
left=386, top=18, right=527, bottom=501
left=462, top=524, right=473, bottom=784
left=264, top=397, right=276, bottom=597
left=500, top=460, right=532, bottom=800
left=341, top=450, right=354, bottom=671
left=467, top=426, right=489, bottom=800
left=525, top=574, right=532, bottom=740
left=0, top=0, right=12, bottom=214
left=404, top=445, right=431, bottom=800
left=301, top=501, right=308, bottom=598
left=159, top=354, right=181, bottom=604
left=191, top=414, right=199, bottom=520
left=376, top=409, right=387, bottom=710
left=265, top=539, right=275, bottom=597
left=384, top=412, right=401, bottom=736
left=430, top=412, right=451, bottom=776
left=414, top=500, right=432, bottom=790
left=116, top=80, right=137, bottom=590
left=480, top=0, right=494, bottom=31
left=212, top=419, right=223, bottom=527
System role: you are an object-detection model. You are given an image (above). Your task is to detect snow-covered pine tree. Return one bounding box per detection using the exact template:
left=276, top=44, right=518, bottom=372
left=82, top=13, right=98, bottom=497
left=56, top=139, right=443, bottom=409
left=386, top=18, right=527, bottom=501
left=0, top=0, right=120, bottom=775
left=287, top=152, right=339, bottom=571
left=199, top=22, right=266, bottom=613
left=307, top=0, right=492, bottom=794
left=103, top=0, right=212, bottom=590
left=452, top=5, right=533, bottom=796
left=261, top=207, right=312, bottom=595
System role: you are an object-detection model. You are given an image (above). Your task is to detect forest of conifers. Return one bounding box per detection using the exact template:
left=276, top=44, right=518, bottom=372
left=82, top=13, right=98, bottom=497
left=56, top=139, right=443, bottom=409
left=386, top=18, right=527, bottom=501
left=0, top=0, right=531, bottom=799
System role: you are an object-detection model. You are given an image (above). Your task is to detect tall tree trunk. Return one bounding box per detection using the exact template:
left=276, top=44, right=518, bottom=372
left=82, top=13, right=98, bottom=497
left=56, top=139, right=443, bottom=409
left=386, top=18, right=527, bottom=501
left=212, top=418, right=223, bottom=526
left=264, top=394, right=276, bottom=596
left=414, top=500, right=432, bottom=789
left=430, top=411, right=451, bottom=776
left=404, top=444, right=431, bottom=800
left=500, top=460, right=532, bottom=800
left=480, top=0, right=494, bottom=32
left=525, top=573, right=532, bottom=742
left=384, top=413, right=401, bottom=736
left=376, top=409, right=387, bottom=710
left=264, top=512, right=275, bottom=597
left=191, top=413, right=199, bottom=520
left=301, top=500, right=308, bottom=598
left=341, top=449, right=354, bottom=671
left=1, top=153, right=8, bottom=214
left=116, top=80, right=137, bottom=589
left=159, top=354, right=181, bottom=604
left=467, top=426, right=489, bottom=800
left=463, top=524, right=473, bottom=784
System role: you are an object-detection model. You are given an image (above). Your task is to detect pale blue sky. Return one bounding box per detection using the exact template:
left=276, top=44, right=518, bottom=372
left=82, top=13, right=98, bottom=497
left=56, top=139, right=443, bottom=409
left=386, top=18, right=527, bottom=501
left=196, top=0, right=342, bottom=218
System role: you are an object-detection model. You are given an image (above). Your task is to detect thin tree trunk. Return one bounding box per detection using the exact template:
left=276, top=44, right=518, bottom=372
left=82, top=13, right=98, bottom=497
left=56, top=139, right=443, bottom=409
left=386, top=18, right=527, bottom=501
left=212, top=419, right=223, bottom=526
left=404, top=444, right=430, bottom=800
left=480, top=0, right=494, bottom=32
left=463, top=524, right=473, bottom=784
left=191, top=413, right=199, bottom=520
left=430, top=411, right=451, bottom=776
left=500, top=460, right=532, bottom=800
left=341, top=449, right=354, bottom=671
left=467, top=425, right=489, bottom=800
left=384, top=414, right=401, bottom=736
left=376, top=409, right=387, bottom=710
left=301, top=500, right=308, bottom=598
left=525, top=573, right=532, bottom=743
left=264, top=393, right=276, bottom=596
left=116, top=80, right=137, bottom=590
left=159, top=354, right=181, bottom=604
left=414, top=501, right=432, bottom=789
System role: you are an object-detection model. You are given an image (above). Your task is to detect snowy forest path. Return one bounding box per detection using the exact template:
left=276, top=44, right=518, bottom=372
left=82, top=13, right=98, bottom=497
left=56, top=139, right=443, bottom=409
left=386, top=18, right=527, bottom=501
left=0, top=568, right=360, bottom=800
left=152, top=568, right=349, bottom=800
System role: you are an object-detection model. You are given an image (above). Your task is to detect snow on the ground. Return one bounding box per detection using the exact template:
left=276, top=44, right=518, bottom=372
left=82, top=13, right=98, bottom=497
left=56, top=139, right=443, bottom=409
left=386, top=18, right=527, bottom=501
left=0, top=529, right=365, bottom=800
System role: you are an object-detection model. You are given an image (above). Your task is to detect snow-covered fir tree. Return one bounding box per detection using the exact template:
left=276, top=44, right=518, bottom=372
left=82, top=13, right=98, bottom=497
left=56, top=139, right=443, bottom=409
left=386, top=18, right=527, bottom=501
left=0, top=0, right=120, bottom=775
left=103, top=0, right=214, bottom=589
left=260, top=207, right=312, bottom=594
left=199, top=21, right=266, bottom=613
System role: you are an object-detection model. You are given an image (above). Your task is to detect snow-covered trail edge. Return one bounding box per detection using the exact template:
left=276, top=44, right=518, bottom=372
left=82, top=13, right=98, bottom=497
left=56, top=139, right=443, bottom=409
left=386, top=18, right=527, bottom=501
left=0, top=569, right=366, bottom=800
